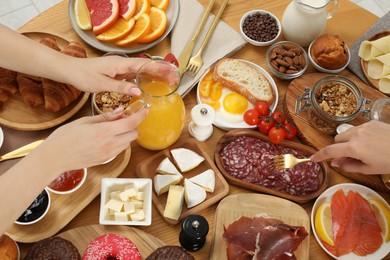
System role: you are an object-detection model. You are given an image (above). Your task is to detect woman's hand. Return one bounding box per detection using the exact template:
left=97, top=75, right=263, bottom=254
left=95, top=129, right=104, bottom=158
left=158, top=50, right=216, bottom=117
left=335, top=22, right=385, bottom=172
left=311, top=120, right=390, bottom=175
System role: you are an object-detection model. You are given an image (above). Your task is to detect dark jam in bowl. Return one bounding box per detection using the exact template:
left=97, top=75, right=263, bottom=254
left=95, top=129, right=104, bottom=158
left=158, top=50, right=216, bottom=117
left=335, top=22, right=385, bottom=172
left=17, top=189, right=49, bottom=223
left=48, top=169, right=85, bottom=192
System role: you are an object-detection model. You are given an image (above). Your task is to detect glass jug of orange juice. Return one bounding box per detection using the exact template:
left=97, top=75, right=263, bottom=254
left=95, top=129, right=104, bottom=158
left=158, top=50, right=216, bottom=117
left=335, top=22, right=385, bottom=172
left=132, top=60, right=185, bottom=150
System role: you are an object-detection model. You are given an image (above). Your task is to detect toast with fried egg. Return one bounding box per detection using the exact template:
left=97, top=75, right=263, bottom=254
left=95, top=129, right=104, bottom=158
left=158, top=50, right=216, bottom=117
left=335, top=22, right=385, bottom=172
left=213, top=58, right=274, bottom=105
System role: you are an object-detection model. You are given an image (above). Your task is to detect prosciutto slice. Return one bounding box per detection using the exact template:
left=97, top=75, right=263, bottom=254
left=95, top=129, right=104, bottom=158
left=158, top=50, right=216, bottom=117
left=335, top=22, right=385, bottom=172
left=223, top=216, right=308, bottom=260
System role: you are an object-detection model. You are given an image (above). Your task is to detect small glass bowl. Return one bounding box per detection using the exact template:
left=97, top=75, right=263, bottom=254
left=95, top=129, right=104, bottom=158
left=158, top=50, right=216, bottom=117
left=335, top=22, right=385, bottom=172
left=240, top=10, right=281, bottom=47
left=47, top=168, right=87, bottom=195
left=308, top=40, right=351, bottom=74
left=15, top=188, right=50, bottom=225
left=266, top=41, right=308, bottom=80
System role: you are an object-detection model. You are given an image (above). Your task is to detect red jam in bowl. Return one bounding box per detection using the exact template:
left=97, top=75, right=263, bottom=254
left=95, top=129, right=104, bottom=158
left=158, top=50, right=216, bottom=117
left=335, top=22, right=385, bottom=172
left=48, top=169, right=85, bottom=192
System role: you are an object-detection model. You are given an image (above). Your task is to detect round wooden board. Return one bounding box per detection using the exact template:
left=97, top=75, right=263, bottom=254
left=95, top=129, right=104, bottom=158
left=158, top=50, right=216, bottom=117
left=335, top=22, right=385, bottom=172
left=360, top=30, right=390, bottom=95
left=210, top=193, right=310, bottom=260
left=0, top=32, right=90, bottom=131
left=57, top=225, right=166, bottom=258
left=283, top=73, right=389, bottom=192
left=6, top=148, right=131, bottom=243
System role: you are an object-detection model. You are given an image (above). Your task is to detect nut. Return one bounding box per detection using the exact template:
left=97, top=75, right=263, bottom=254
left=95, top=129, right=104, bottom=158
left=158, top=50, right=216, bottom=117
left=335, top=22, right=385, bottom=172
left=95, top=92, right=132, bottom=112
left=269, top=43, right=305, bottom=75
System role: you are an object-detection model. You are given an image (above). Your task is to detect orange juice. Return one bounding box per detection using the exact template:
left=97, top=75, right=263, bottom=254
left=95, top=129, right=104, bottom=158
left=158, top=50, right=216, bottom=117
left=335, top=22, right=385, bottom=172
left=136, top=79, right=185, bottom=150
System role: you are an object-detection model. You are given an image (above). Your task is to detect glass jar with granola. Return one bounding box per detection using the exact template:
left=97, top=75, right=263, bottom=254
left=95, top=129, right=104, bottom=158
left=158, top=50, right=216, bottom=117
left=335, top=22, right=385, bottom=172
left=295, top=75, right=369, bottom=135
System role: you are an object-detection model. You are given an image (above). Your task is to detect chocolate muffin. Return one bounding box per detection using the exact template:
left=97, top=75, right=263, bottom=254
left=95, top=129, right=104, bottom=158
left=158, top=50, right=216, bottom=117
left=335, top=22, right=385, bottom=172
left=24, top=237, right=80, bottom=260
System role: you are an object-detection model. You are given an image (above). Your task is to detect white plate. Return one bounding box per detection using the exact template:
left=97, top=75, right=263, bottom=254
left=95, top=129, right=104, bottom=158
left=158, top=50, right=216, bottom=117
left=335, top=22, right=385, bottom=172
left=311, top=183, right=390, bottom=260
left=99, top=178, right=152, bottom=226
left=68, top=0, right=180, bottom=54
left=196, top=60, right=278, bottom=131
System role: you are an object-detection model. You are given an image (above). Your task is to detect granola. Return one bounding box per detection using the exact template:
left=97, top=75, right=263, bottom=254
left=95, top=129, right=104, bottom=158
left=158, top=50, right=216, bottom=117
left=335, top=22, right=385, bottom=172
left=95, top=92, right=132, bottom=112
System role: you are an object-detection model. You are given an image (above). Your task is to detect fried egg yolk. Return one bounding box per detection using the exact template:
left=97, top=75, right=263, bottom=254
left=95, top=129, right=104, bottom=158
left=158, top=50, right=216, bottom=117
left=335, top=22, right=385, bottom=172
left=222, top=92, right=248, bottom=114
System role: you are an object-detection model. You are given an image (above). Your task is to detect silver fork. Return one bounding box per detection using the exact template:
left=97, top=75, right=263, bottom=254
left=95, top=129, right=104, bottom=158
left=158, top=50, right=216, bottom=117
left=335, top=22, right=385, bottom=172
left=186, top=0, right=229, bottom=77
left=272, top=154, right=312, bottom=171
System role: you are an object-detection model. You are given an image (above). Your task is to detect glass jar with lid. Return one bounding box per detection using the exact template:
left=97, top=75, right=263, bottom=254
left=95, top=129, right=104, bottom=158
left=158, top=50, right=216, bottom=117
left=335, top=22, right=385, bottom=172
left=295, top=75, right=370, bottom=135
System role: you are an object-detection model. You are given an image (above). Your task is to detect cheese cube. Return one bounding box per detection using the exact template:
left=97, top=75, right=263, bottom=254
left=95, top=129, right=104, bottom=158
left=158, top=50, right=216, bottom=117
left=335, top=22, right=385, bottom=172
left=123, top=202, right=135, bottom=214
left=119, top=191, right=129, bottom=201
left=136, top=191, right=145, bottom=201
left=114, top=211, right=128, bottom=221
left=109, top=190, right=121, bottom=200
left=164, top=185, right=184, bottom=220
left=105, top=199, right=123, bottom=212
left=108, top=209, right=116, bottom=216
left=130, top=209, right=145, bottom=221
left=130, top=199, right=144, bottom=209
left=124, top=184, right=137, bottom=198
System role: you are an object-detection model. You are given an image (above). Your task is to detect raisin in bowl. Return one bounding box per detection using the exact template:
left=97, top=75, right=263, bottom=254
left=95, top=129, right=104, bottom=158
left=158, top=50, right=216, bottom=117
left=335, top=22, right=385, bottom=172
left=240, top=10, right=281, bottom=47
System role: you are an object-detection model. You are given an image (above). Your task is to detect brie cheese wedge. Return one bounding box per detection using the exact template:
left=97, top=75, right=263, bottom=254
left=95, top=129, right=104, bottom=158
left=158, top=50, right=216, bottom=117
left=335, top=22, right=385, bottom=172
left=184, top=178, right=206, bottom=208
left=189, top=169, right=215, bottom=192
left=170, top=148, right=205, bottom=172
left=153, top=174, right=182, bottom=195
left=164, top=185, right=185, bottom=220
left=156, top=157, right=181, bottom=175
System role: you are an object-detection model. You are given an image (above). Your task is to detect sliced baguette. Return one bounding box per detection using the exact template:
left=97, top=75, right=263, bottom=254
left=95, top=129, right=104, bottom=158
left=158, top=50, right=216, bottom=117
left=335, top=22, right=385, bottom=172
left=213, top=58, right=274, bottom=104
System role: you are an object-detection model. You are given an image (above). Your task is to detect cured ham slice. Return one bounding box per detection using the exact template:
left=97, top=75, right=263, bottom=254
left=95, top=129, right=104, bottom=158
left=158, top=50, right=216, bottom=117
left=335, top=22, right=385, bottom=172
left=223, top=216, right=308, bottom=260
left=324, top=190, right=383, bottom=257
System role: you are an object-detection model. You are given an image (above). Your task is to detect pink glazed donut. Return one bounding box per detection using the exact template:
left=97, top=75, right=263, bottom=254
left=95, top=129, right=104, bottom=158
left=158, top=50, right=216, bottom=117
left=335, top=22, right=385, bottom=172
left=82, top=233, right=141, bottom=260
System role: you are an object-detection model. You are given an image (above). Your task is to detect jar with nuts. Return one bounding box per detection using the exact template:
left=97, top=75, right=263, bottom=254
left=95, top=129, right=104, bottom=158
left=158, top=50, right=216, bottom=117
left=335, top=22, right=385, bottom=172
left=295, top=76, right=370, bottom=135
left=266, top=41, right=308, bottom=80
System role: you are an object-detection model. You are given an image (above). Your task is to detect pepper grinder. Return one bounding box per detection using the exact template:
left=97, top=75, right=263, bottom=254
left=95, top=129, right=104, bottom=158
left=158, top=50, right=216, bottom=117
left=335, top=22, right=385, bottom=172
left=188, top=104, right=215, bottom=141
left=179, top=215, right=209, bottom=251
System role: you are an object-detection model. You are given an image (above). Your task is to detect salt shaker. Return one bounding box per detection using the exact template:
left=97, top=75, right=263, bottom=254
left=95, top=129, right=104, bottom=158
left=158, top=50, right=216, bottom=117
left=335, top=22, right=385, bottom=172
left=188, top=104, right=215, bottom=141
left=179, top=215, right=209, bottom=251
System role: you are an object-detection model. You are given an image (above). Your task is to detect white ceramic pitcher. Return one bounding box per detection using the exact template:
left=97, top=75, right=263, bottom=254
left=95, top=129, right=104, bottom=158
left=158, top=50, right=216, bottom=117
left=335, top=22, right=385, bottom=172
left=281, top=0, right=339, bottom=47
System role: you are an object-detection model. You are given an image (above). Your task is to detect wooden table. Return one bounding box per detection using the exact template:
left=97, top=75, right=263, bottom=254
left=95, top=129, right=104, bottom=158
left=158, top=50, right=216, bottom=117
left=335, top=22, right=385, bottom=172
left=15, top=0, right=390, bottom=259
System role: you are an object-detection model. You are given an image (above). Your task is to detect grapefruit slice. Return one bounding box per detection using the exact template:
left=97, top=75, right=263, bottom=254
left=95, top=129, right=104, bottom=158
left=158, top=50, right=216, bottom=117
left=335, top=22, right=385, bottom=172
left=118, top=0, right=136, bottom=20
left=85, top=0, right=119, bottom=35
left=138, top=7, right=167, bottom=43
left=96, top=17, right=135, bottom=42
left=115, top=13, right=151, bottom=46
left=74, top=0, right=92, bottom=30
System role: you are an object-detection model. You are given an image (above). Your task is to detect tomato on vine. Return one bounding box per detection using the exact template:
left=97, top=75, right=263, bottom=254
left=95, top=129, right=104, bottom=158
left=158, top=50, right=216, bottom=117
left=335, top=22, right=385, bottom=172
left=243, top=109, right=259, bottom=125
left=271, top=111, right=286, bottom=124
left=254, top=101, right=270, bottom=117
left=258, top=117, right=274, bottom=135
left=269, top=126, right=285, bottom=144
left=283, top=122, right=298, bottom=140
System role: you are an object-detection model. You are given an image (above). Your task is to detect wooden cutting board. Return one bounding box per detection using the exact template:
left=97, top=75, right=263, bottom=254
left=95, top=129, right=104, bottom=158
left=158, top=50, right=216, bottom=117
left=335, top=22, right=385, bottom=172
left=209, top=193, right=310, bottom=260
left=283, top=73, right=389, bottom=192
left=6, top=148, right=131, bottom=243
left=57, top=225, right=166, bottom=258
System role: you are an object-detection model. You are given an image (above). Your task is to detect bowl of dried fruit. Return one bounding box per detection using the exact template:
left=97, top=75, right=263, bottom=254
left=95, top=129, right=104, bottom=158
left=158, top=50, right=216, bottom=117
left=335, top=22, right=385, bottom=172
left=266, top=41, right=308, bottom=80
left=240, top=10, right=281, bottom=47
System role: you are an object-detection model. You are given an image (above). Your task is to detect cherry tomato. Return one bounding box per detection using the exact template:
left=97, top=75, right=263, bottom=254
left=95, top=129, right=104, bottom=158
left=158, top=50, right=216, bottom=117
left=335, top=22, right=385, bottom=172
left=269, top=126, right=285, bottom=144
left=283, top=122, right=298, bottom=140
left=258, top=117, right=274, bottom=135
left=254, top=101, right=270, bottom=117
left=271, top=111, right=286, bottom=125
left=243, top=109, right=259, bottom=125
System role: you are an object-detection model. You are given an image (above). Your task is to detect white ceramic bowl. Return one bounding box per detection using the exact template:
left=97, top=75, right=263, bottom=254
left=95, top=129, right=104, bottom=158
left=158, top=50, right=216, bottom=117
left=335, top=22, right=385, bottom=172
left=47, top=168, right=87, bottom=195
left=311, top=183, right=390, bottom=259
left=15, top=188, right=51, bottom=225
left=196, top=59, right=278, bottom=131
left=308, top=41, right=351, bottom=74
left=99, top=178, right=152, bottom=226
left=240, top=10, right=281, bottom=47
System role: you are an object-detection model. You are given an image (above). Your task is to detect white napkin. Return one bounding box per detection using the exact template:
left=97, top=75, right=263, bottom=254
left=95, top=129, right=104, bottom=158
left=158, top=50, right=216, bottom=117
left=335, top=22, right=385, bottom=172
left=171, top=0, right=247, bottom=97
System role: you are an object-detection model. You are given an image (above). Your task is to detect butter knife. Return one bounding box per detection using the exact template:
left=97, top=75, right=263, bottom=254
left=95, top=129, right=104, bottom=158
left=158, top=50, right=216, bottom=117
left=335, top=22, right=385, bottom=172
left=0, top=139, right=45, bottom=162
left=177, top=0, right=216, bottom=76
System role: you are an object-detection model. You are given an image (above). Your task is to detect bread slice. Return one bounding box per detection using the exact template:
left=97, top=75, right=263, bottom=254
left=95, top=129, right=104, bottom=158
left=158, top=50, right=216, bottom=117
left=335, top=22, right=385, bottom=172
left=213, top=58, right=274, bottom=104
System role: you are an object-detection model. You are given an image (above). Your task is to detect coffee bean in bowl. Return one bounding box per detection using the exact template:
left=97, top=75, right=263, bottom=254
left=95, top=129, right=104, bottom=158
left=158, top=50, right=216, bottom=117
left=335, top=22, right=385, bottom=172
left=240, top=10, right=281, bottom=47
left=266, top=41, right=308, bottom=80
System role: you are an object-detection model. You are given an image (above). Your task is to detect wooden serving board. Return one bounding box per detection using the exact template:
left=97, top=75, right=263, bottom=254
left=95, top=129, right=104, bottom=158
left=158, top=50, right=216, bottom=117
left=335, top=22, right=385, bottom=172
left=209, top=193, right=310, bottom=260
left=57, top=225, right=166, bottom=258
left=136, top=138, right=229, bottom=225
left=283, top=73, right=389, bottom=192
left=6, top=148, right=131, bottom=243
left=0, top=32, right=90, bottom=131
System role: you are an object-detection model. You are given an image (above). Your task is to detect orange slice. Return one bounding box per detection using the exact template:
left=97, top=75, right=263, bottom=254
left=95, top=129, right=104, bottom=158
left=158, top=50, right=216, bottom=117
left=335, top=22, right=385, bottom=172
left=118, top=0, right=136, bottom=20
left=86, top=0, right=119, bottom=35
left=75, top=0, right=92, bottom=30
left=115, top=13, right=151, bottom=46
left=133, top=0, right=151, bottom=20
left=150, top=0, right=169, bottom=11
left=96, top=18, right=135, bottom=42
left=137, top=7, right=167, bottom=43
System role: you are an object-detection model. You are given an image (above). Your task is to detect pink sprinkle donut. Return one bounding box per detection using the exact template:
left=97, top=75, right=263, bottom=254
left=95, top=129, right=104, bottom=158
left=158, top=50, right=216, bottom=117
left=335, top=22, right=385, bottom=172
left=82, top=233, right=141, bottom=260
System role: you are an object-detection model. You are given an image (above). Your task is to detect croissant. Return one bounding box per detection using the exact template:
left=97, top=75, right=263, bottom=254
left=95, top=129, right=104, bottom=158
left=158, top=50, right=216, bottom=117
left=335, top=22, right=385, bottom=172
left=43, top=42, right=86, bottom=112
left=0, top=67, right=18, bottom=105
left=17, top=73, right=44, bottom=108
